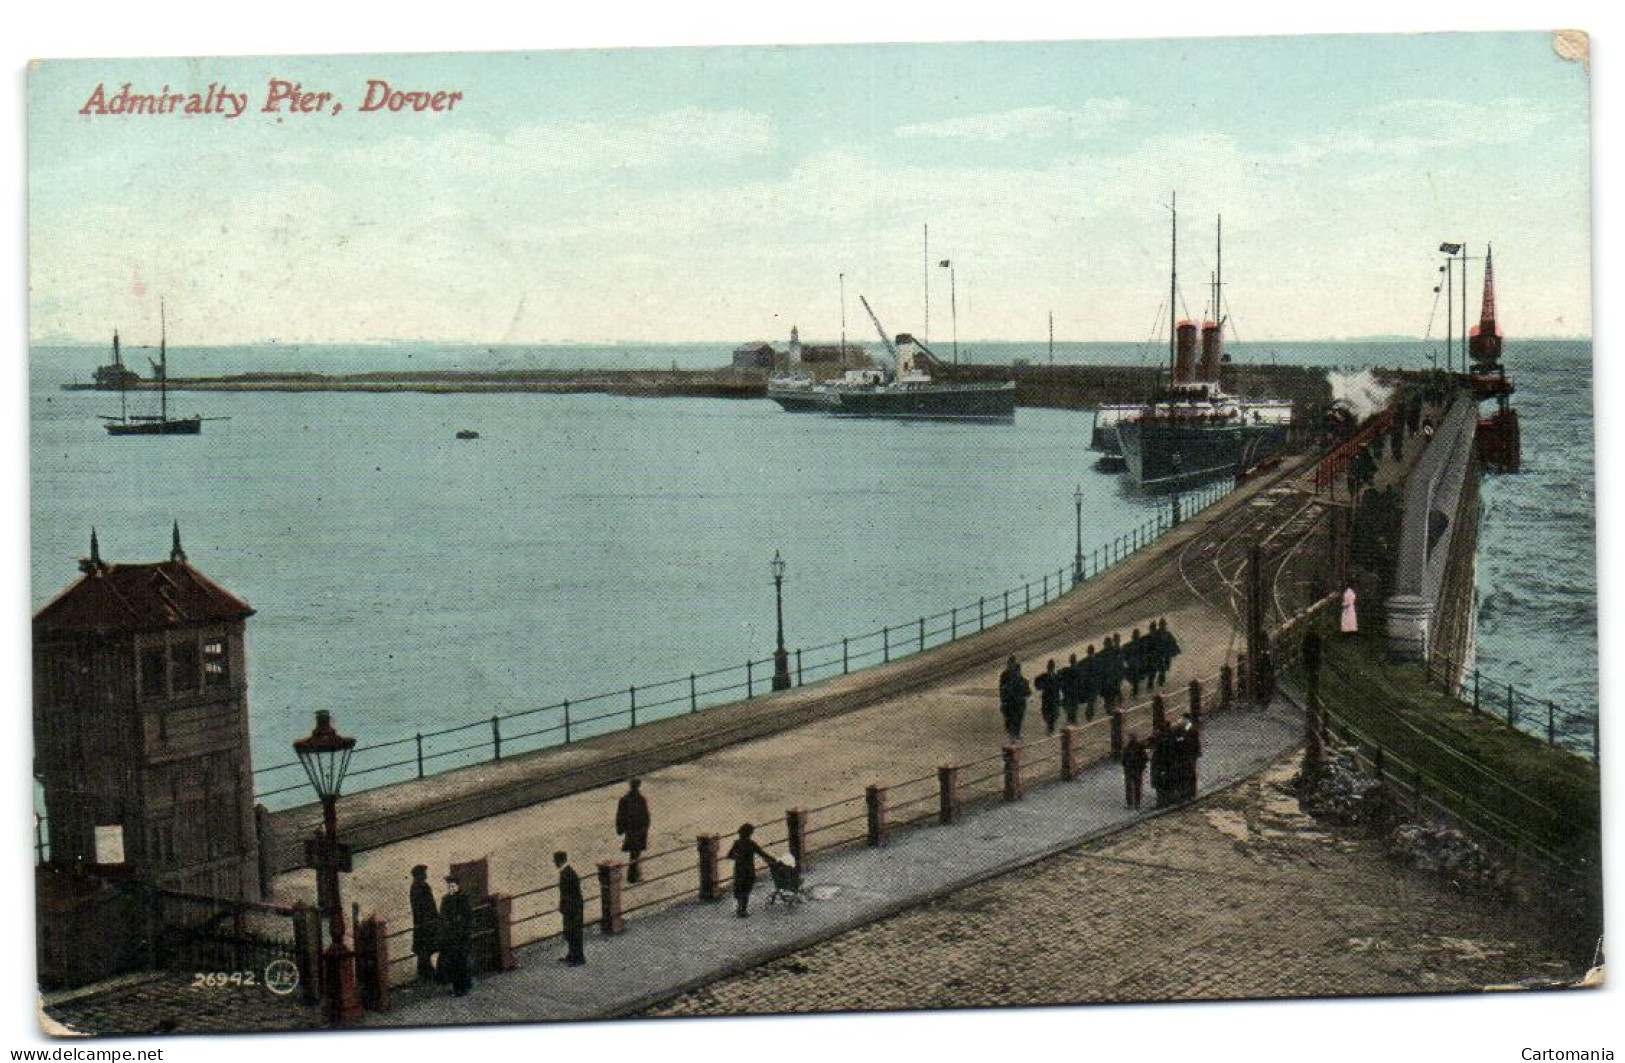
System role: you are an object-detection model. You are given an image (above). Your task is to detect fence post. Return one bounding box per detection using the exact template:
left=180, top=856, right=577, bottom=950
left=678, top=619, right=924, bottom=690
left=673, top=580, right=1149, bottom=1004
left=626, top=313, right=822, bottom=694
left=489, top=892, right=515, bottom=971
left=842, top=638, right=850, bottom=674
left=1110, top=710, right=1124, bottom=760
left=1003, top=589, right=1010, bottom=621
left=1060, top=726, right=1079, bottom=780
left=786, top=808, right=808, bottom=871
left=938, top=765, right=960, bottom=824
left=1506, top=684, right=1516, bottom=728
left=690, top=674, right=698, bottom=713
left=796, top=649, right=803, bottom=686
left=696, top=834, right=721, bottom=902
left=747, top=660, right=753, bottom=698
left=491, top=716, right=502, bottom=761
left=979, top=597, right=986, bottom=631
left=596, top=862, right=625, bottom=936
left=919, top=617, right=925, bottom=653
left=355, top=915, right=389, bottom=1012
left=1002, top=745, right=1023, bottom=802
left=1221, top=664, right=1233, bottom=709
left=629, top=686, right=637, bottom=728
left=865, top=785, right=888, bottom=847
left=883, top=627, right=890, bottom=662
left=952, top=607, right=958, bottom=641
left=1025, top=583, right=1031, bottom=613
left=415, top=733, right=425, bottom=778
left=563, top=699, right=572, bottom=742
left=1547, top=702, right=1557, bottom=747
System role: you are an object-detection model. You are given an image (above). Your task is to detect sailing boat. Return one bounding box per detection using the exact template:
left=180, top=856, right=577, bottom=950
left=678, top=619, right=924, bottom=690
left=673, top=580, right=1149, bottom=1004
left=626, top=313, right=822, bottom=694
left=102, top=301, right=206, bottom=436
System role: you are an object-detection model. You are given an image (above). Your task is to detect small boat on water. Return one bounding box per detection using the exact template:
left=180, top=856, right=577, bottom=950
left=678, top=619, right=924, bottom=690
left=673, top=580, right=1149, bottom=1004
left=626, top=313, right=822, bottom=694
left=100, top=302, right=215, bottom=436
left=455, top=429, right=480, bottom=440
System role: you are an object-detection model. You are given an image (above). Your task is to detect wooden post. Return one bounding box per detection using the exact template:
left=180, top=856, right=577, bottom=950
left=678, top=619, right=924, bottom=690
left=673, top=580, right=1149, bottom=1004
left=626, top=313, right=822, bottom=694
left=938, top=765, right=960, bottom=824
left=355, top=915, right=390, bottom=1012
left=1060, top=726, right=1080, bottom=780
left=865, top=785, right=888, bottom=847
left=596, top=862, right=625, bottom=936
left=1002, top=745, right=1023, bottom=802
left=786, top=808, right=809, bottom=871
left=697, top=834, right=721, bottom=902
left=489, top=892, right=516, bottom=971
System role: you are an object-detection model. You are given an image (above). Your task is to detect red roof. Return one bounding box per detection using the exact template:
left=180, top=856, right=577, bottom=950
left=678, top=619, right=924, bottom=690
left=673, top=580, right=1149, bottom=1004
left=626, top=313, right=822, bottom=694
left=34, top=559, right=254, bottom=636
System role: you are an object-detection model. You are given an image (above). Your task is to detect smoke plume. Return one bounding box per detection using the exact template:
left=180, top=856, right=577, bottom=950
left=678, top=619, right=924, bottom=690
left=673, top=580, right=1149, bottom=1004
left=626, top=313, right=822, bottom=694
left=1327, top=368, right=1395, bottom=421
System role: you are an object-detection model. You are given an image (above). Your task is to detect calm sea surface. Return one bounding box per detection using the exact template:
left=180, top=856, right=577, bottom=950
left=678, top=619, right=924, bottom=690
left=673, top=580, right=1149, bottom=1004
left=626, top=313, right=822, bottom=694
left=29, top=339, right=1596, bottom=802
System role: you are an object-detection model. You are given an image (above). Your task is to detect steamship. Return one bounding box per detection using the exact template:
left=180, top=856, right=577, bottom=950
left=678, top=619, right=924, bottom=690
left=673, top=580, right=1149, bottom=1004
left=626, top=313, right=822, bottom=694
left=1114, top=207, right=1292, bottom=489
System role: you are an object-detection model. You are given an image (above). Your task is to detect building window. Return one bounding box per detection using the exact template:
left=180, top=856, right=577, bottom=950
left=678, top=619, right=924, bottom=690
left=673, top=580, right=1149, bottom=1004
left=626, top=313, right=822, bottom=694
left=203, top=639, right=229, bottom=688
left=170, top=642, right=201, bottom=693
left=140, top=648, right=167, bottom=699
left=93, top=824, right=126, bottom=865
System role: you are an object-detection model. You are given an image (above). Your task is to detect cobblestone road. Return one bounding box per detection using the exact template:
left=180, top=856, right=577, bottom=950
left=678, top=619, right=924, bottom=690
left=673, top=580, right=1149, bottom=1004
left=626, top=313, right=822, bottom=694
left=649, top=755, right=1581, bottom=1016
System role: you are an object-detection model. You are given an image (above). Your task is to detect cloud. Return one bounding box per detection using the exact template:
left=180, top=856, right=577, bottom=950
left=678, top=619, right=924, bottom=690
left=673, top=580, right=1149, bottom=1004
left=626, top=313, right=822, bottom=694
left=895, top=101, right=1131, bottom=142
left=345, top=106, right=777, bottom=174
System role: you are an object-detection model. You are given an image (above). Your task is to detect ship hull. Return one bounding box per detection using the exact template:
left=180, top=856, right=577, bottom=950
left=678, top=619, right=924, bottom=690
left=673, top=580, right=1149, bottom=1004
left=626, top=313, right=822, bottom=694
left=1116, top=419, right=1287, bottom=489
left=767, top=390, right=840, bottom=413
left=831, top=382, right=1016, bottom=422
left=105, top=417, right=203, bottom=436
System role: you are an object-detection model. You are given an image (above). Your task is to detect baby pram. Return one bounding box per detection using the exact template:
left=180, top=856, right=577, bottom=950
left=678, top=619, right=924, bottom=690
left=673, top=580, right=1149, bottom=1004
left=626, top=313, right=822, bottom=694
left=766, top=854, right=807, bottom=906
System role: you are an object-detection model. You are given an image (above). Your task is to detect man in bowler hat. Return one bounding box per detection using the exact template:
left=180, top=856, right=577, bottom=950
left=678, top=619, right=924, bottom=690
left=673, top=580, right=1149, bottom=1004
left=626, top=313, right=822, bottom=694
left=438, top=873, right=474, bottom=996
left=409, top=864, right=440, bottom=984
left=556, top=851, right=586, bottom=966
left=616, top=778, right=651, bottom=884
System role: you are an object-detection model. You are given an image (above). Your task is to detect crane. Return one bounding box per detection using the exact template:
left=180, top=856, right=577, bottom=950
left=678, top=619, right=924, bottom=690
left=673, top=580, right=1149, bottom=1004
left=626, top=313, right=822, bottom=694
left=858, top=295, right=897, bottom=360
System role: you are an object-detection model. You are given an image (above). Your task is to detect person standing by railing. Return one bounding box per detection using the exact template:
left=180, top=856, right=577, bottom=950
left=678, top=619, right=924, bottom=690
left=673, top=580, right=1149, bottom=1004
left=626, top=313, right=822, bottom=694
left=615, top=779, right=651, bottom=885
left=556, top=851, right=586, bottom=966
left=1121, top=734, right=1148, bottom=810
left=998, top=657, right=1030, bottom=741
left=726, top=824, right=772, bottom=918
left=1154, top=618, right=1180, bottom=688
left=1060, top=653, right=1083, bottom=726
left=1100, top=636, right=1123, bottom=713
left=409, top=864, right=440, bottom=984
left=439, top=874, right=474, bottom=997
left=1080, top=644, right=1100, bottom=721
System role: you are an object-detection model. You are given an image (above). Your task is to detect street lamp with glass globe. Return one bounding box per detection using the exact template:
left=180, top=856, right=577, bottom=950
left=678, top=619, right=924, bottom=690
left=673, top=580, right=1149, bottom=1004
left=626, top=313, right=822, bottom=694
left=293, top=710, right=363, bottom=1025
left=771, top=551, right=792, bottom=691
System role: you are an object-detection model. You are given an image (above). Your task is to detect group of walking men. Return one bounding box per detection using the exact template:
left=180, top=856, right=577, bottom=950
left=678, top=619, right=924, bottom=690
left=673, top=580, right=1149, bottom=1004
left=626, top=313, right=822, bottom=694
left=997, top=618, right=1181, bottom=740
left=1119, top=714, right=1201, bottom=810
left=408, top=778, right=653, bottom=995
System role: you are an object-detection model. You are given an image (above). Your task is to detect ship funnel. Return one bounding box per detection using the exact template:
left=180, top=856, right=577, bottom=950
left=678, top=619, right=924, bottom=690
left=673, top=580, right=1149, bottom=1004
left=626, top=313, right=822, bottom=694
left=1198, top=320, right=1223, bottom=381
left=1175, top=321, right=1200, bottom=383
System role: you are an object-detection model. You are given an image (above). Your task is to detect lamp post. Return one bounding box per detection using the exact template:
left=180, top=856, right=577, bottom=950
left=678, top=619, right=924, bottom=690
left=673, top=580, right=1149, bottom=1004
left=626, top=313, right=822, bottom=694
left=1171, top=453, right=1184, bottom=525
left=294, top=710, right=362, bottom=1026
left=770, top=551, right=792, bottom=691
left=1072, top=484, right=1085, bottom=585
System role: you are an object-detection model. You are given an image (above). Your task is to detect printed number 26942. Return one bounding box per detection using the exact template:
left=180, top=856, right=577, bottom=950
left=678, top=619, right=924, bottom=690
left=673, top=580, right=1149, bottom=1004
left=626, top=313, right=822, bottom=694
left=192, top=971, right=258, bottom=988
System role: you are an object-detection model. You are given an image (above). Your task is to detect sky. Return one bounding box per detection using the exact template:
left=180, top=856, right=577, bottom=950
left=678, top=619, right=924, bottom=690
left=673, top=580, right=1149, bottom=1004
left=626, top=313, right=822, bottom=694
left=27, top=31, right=1593, bottom=345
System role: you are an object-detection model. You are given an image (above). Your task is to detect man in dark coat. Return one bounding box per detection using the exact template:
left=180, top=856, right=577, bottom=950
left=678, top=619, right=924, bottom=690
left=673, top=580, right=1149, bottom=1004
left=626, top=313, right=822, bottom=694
left=1080, top=644, right=1100, bottom=721
left=409, top=864, right=440, bottom=984
left=1156, top=619, right=1181, bottom=688
left=1126, top=629, right=1146, bottom=697
left=1174, top=716, right=1203, bottom=800
left=438, top=874, right=474, bottom=997
left=997, top=657, right=1030, bottom=741
left=556, top=850, right=586, bottom=966
left=615, top=778, right=651, bottom=884
left=1121, top=733, right=1148, bottom=810
left=726, top=823, right=771, bottom=918
left=1149, top=722, right=1176, bottom=808
left=1033, top=659, right=1062, bottom=736
left=1059, top=653, right=1082, bottom=726
left=1099, top=638, right=1121, bottom=712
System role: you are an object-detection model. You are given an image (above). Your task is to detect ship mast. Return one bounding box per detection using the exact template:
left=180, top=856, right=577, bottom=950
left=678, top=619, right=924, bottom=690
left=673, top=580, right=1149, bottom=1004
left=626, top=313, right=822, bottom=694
left=1168, top=191, right=1177, bottom=383
left=114, top=330, right=127, bottom=422
left=159, top=298, right=169, bottom=423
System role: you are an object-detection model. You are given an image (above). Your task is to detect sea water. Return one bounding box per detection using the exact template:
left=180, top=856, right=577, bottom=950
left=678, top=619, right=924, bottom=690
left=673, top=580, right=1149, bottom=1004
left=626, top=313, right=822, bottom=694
left=28, top=339, right=1596, bottom=804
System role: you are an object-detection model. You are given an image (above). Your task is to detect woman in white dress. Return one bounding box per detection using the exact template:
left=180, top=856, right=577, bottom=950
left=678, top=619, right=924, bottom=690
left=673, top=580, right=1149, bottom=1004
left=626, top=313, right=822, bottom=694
left=1340, top=584, right=1359, bottom=634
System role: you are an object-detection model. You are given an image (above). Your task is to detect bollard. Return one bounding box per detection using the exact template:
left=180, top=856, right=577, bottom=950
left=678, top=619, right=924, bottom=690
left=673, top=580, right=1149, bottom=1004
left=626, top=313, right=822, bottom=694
left=938, top=765, right=960, bottom=824
left=1151, top=694, right=1168, bottom=734
left=1002, top=745, right=1023, bottom=802
left=1189, top=679, right=1203, bottom=728
left=1109, top=709, right=1124, bottom=761
left=1060, top=726, right=1080, bottom=780
left=1220, top=664, right=1233, bottom=709
left=919, top=617, right=925, bottom=653
left=865, top=785, right=888, bottom=847
left=596, top=862, right=625, bottom=936
left=355, top=915, right=390, bottom=1012
left=786, top=808, right=809, bottom=871
left=487, top=897, right=513, bottom=968
left=796, top=649, right=803, bottom=687
left=697, top=834, right=722, bottom=902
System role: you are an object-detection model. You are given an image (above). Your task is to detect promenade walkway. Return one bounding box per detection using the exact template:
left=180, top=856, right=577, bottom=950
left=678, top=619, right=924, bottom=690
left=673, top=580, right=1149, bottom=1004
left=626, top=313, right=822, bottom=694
left=371, top=697, right=1303, bottom=1026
